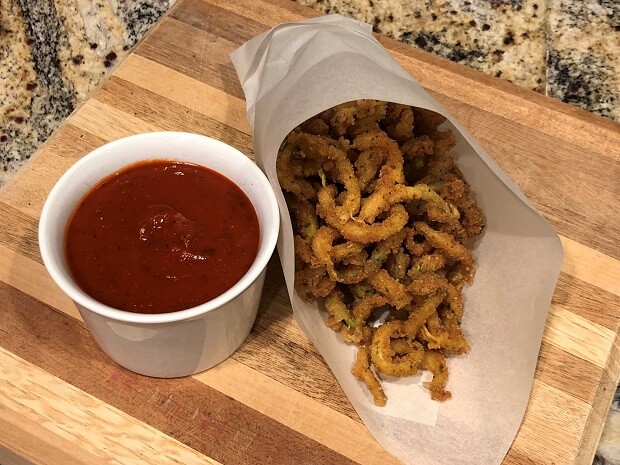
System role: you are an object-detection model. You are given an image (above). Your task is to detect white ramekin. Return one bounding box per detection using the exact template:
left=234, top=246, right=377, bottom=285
left=39, top=132, right=279, bottom=377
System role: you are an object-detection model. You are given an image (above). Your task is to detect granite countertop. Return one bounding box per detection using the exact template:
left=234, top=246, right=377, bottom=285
left=0, top=0, right=618, bottom=463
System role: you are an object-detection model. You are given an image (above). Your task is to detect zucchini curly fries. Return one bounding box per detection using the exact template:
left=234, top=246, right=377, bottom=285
left=277, top=100, right=485, bottom=406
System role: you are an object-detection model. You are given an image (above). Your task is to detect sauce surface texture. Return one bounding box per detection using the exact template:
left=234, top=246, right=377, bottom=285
left=65, top=160, right=260, bottom=314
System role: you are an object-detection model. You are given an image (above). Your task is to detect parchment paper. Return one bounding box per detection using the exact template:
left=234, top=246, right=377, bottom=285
left=231, top=15, right=564, bottom=465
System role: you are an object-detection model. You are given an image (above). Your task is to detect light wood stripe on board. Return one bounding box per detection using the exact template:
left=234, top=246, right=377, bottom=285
left=560, top=236, right=620, bottom=297
left=544, top=304, right=616, bottom=368
left=0, top=243, right=79, bottom=320
left=508, top=379, right=594, bottom=465
left=70, top=99, right=161, bottom=140
left=195, top=359, right=399, bottom=465
left=0, top=348, right=221, bottom=465
left=0, top=404, right=102, bottom=465
left=94, top=77, right=253, bottom=154
left=114, top=54, right=250, bottom=135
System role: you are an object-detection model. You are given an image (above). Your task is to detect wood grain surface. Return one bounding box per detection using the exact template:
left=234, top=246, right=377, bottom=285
left=1, top=0, right=619, bottom=464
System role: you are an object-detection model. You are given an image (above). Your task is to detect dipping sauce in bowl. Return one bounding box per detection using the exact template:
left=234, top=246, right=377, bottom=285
left=40, top=132, right=279, bottom=377
left=65, top=160, right=260, bottom=314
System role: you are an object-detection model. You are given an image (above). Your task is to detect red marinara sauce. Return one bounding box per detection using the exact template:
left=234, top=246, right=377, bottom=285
left=65, top=160, right=260, bottom=314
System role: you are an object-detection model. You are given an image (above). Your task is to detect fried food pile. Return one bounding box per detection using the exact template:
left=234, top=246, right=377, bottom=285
left=277, top=100, right=485, bottom=406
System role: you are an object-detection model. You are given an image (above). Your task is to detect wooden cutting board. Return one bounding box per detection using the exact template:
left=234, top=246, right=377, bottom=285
left=1, top=0, right=619, bottom=464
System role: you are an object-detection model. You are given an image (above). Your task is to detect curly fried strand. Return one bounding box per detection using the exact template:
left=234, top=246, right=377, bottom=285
left=385, top=102, right=414, bottom=143
left=414, top=222, right=474, bottom=282
left=352, top=347, right=387, bottom=406
left=287, top=132, right=361, bottom=220
left=371, top=321, right=425, bottom=376
left=422, top=350, right=451, bottom=401
left=318, top=186, right=409, bottom=244
left=360, top=183, right=457, bottom=224
left=367, top=269, right=412, bottom=309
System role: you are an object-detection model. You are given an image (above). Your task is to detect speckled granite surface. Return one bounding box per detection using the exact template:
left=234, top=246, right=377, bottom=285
left=547, top=0, right=619, bottom=120
left=0, top=0, right=169, bottom=185
left=301, top=0, right=550, bottom=90
left=299, top=0, right=620, bottom=121
left=597, top=389, right=620, bottom=465
left=0, top=0, right=618, bottom=463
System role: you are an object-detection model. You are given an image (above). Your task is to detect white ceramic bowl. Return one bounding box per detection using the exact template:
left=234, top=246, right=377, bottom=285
left=39, top=132, right=279, bottom=377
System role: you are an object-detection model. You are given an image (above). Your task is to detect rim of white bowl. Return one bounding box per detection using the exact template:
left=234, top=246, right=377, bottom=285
left=39, top=132, right=280, bottom=324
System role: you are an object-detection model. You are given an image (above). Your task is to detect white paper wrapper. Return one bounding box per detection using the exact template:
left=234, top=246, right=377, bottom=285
left=231, top=15, right=563, bottom=465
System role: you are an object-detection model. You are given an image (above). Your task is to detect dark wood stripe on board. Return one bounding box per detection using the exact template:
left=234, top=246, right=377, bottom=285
left=0, top=202, right=41, bottom=264
left=535, top=341, right=605, bottom=406
left=554, top=272, right=620, bottom=332
left=172, top=0, right=268, bottom=47
left=137, top=18, right=245, bottom=101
